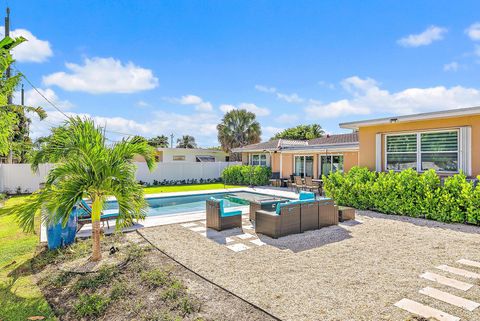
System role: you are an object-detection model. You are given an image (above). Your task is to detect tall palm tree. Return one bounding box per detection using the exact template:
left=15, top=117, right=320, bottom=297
left=148, top=135, right=169, bottom=148
left=176, top=135, right=197, bottom=148
left=11, top=117, right=156, bottom=261
left=217, top=109, right=261, bottom=153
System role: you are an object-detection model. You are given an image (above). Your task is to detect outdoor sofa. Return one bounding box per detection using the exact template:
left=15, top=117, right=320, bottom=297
left=206, top=198, right=242, bottom=231
left=255, top=192, right=338, bottom=238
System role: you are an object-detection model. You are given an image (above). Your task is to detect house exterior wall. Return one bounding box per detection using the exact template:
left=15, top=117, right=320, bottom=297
left=358, top=115, right=480, bottom=176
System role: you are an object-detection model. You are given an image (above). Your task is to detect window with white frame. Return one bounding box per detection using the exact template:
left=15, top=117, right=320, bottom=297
left=320, top=155, right=344, bottom=176
left=251, top=154, right=267, bottom=166
left=385, top=130, right=459, bottom=173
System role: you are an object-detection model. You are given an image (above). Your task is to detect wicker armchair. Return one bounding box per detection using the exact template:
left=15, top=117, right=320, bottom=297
left=206, top=199, right=242, bottom=231
left=255, top=202, right=301, bottom=238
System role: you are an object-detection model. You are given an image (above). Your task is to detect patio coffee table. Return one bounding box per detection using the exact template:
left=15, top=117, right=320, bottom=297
left=245, top=196, right=289, bottom=221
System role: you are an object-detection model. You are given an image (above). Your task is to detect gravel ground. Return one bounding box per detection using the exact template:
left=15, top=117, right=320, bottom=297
left=140, top=211, right=480, bottom=321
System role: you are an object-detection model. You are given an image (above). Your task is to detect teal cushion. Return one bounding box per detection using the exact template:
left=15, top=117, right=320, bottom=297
left=101, top=212, right=118, bottom=219
left=299, top=191, right=315, bottom=200
left=221, top=210, right=242, bottom=217
left=80, top=199, right=92, bottom=214
left=209, top=197, right=226, bottom=215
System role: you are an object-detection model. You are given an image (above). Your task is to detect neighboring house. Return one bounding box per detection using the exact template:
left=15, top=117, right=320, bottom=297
left=135, top=148, right=228, bottom=162
left=233, top=134, right=359, bottom=178
left=340, top=106, right=479, bottom=177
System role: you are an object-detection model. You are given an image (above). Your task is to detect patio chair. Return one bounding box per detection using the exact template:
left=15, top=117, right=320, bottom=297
left=292, top=176, right=304, bottom=192
left=318, top=198, right=338, bottom=227
left=304, top=177, right=320, bottom=194
left=255, top=202, right=301, bottom=238
left=76, top=199, right=119, bottom=231
left=206, top=198, right=242, bottom=231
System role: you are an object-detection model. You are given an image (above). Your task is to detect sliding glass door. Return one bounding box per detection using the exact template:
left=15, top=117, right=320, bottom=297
left=320, top=155, right=344, bottom=177
left=294, top=155, right=314, bottom=177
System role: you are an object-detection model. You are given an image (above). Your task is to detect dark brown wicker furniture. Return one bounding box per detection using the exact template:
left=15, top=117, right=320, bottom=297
left=318, top=199, right=339, bottom=227
left=255, top=203, right=301, bottom=238
left=206, top=199, right=242, bottom=231
left=338, top=206, right=356, bottom=222
left=300, top=200, right=319, bottom=232
left=249, top=199, right=288, bottom=221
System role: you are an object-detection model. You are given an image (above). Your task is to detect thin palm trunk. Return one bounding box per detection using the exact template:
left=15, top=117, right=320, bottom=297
left=91, top=196, right=103, bottom=261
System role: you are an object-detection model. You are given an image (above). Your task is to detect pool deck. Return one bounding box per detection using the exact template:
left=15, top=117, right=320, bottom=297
left=40, top=186, right=299, bottom=242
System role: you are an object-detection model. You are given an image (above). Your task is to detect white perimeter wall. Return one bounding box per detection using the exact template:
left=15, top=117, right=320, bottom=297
left=0, top=162, right=240, bottom=194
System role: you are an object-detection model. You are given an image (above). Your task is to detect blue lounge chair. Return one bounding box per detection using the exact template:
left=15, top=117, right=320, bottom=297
left=76, top=199, right=119, bottom=231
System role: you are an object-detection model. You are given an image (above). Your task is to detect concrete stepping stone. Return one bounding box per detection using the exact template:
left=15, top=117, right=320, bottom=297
left=419, top=286, right=480, bottom=311
left=437, top=265, right=480, bottom=279
left=225, top=237, right=235, bottom=244
left=250, top=239, right=265, bottom=246
left=420, top=272, right=473, bottom=291
left=181, top=222, right=198, bottom=228
left=226, top=243, right=249, bottom=252
left=458, top=259, right=480, bottom=269
left=236, top=233, right=255, bottom=240
left=190, top=226, right=206, bottom=232
left=394, top=298, right=460, bottom=321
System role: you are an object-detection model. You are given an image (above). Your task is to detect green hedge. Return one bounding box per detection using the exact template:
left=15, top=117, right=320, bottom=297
left=323, top=166, right=480, bottom=225
left=221, top=165, right=271, bottom=186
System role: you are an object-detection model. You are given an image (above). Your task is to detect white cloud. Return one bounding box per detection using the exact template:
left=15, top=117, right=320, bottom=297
left=305, top=75, right=480, bottom=119
left=43, top=57, right=158, bottom=94
left=136, top=100, right=150, bottom=107
left=398, top=25, right=447, bottom=47
left=443, top=61, right=460, bottom=72
left=166, top=94, right=213, bottom=111
left=254, top=85, right=276, bottom=93
left=275, top=113, right=299, bottom=124
left=29, top=109, right=221, bottom=147
left=14, top=88, right=73, bottom=110
left=255, top=84, right=304, bottom=103
left=318, top=81, right=335, bottom=90
left=262, top=126, right=285, bottom=141
left=219, top=102, right=270, bottom=116
left=466, top=22, right=480, bottom=41
left=7, top=28, right=53, bottom=63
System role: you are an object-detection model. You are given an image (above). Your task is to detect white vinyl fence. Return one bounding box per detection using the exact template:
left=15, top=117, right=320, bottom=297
left=0, top=162, right=240, bottom=194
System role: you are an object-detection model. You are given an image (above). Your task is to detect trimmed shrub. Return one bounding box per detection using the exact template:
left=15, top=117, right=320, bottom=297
left=323, top=166, right=479, bottom=225
left=221, top=165, right=271, bottom=186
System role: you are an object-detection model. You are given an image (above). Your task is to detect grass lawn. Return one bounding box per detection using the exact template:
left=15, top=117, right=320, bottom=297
left=0, top=183, right=244, bottom=320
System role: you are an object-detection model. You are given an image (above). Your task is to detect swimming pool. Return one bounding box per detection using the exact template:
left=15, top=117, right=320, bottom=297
left=104, top=191, right=291, bottom=217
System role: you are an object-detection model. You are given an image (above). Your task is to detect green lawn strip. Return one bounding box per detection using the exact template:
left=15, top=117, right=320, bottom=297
left=0, top=196, right=57, bottom=321
left=143, top=183, right=243, bottom=194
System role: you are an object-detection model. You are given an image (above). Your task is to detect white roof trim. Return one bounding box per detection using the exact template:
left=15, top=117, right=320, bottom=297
left=339, top=106, right=480, bottom=130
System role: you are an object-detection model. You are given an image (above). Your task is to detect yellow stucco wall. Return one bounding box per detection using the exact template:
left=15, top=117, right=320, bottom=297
left=358, top=115, right=480, bottom=175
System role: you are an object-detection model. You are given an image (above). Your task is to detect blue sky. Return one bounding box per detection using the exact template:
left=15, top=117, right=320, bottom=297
left=9, top=0, right=480, bottom=146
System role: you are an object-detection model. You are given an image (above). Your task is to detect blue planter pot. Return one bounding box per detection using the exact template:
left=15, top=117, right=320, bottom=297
left=46, top=209, right=78, bottom=250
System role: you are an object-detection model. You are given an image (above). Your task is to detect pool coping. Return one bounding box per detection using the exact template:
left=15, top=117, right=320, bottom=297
left=40, top=186, right=299, bottom=242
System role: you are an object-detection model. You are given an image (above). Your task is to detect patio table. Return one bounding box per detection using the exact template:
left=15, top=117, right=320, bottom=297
left=236, top=193, right=289, bottom=221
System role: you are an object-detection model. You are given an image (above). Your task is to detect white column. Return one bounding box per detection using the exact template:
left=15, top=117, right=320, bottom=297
left=375, top=133, right=382, bottom=172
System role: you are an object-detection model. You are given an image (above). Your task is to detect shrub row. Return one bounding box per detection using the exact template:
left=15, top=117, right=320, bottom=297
left=138, top=178, right=222, bottom=187
left=221, top=165, right=271, bottom=186
left=323, top=166, right=480, bottom=225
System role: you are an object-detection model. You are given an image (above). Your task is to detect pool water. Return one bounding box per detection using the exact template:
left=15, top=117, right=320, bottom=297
left=104, top=191, right=291, bottom=217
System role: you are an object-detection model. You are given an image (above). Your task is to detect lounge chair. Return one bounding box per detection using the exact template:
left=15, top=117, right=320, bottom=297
left=304, top=176, right=320, bottom=194
left=255, top=202, right=301, bottom=238
left=76, top=199, right=119, bottom=231
left=318, top=198, right=338, bottom=227
left=292, top=176, right=304, bottom=192
left=206, top=198, right=242, bottom=231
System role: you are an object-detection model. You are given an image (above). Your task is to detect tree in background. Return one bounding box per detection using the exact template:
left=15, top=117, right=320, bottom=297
left=272, top=124, right=324, bottom=140
left=0, top=35, right=46, bottom=161
left=147, top=135, right=169, bottom=148
left=11, top=117, right=156, bottom=261
left=217, top=109, right=261, bottom=158
left=176, top=135, right=197, bottom=148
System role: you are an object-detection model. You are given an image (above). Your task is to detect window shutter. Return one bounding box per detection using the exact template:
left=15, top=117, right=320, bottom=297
left=459, top=126, right=472, bottom=176
left=375, top=133, right=382, bottom=172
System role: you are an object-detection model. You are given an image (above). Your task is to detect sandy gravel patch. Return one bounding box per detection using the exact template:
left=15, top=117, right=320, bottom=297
left=139, top=211, right=480, bottom=321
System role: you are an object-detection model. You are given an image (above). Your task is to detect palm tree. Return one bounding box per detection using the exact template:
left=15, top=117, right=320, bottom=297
left=217, top=109, right=261, bottom=154
left=11, top=117, right=156, bottom=261
left=176, top=135, right=197, bottom=148
left=147, top=135, right=169, bottom=148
